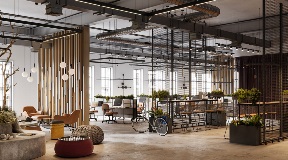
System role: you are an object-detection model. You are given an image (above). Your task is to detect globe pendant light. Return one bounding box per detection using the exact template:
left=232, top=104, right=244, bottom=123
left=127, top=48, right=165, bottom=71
left=27, top=73, right=33, bottom=82
left=68, top=64, right=75, bottom=75
left=31, top=63, right=37, bottom=73
left=60, top=61, right=66, bottom=68
left=62, top=74, right=68, bottom=81
left=22, top=68, right=28, bottom=77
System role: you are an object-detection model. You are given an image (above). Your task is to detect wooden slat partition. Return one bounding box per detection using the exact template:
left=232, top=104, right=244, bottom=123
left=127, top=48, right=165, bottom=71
left=38, top=26, right=90, bottom=126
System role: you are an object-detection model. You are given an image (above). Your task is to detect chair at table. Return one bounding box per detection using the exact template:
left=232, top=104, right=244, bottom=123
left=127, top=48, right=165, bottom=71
left=102, top=104, right=117, bottom=124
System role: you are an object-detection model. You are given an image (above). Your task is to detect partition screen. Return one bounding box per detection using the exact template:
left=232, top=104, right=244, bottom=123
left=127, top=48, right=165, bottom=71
left=169, top=71, right=177, bottom=95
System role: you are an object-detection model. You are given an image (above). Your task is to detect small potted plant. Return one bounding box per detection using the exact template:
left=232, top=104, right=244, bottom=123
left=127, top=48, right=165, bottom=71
left=232, top=88, right=249, bottom=103
left=0, top=107, right=16, bottom=134
left=248, top=88, right=261, bottom=105
left=209, top=90, right=224, bottom=98
left=230, top=115, right=262, bottom=145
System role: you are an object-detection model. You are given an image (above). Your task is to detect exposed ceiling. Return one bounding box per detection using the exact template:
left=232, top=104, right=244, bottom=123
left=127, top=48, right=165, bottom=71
left=0, top=0, right=273, bottom=70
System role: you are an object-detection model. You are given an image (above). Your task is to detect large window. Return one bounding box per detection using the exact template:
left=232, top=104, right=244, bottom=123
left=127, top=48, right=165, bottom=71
left=169, top=71, right=177, bottom=95
left=0, top=61, right=13, bottom=108
left=101, top=67, right=113, bottom=96
left=148, top=70, right=166, bottom=95
left=133, top=69, right=143, bottom=97
left=191, top=72, right=212, bottom=95
left=89, top=66, right=95, bottom=103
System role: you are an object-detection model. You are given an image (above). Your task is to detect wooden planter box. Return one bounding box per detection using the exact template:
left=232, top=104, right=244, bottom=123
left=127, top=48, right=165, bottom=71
left=229, top=124, right=261, bottom=146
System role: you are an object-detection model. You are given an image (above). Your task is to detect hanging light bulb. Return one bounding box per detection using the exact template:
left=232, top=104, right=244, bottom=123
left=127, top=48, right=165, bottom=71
left=62, top=74, right=69, bottom=80
left=22, top=68, right=28, bottom=77
left=60, top=62, right=66, bottom=68
left=27, top=73, right=33, bottom=82
left=31, top=63, right=37, bottom=73
left=69, top=64, right=75, bottom=75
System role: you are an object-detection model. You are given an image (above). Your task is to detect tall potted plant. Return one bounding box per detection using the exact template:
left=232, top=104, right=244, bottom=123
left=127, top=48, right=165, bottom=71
left=0, top=107, right=16, bottom=134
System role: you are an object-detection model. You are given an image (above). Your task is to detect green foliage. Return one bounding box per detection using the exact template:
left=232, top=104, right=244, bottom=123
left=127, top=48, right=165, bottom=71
left=211, top=90, right=224, bottom=95
left=95, top=94, right=105, bottom=98
left=0, top=108, right=16, bottom=124
left=248, top=88, right=261, bottom=105
left=233, top=88, right=261, bottom=105
left=283, top=90, right=288, bottom=95
left=149, top=107, right=164, bottom=117
left=138, top=94, right=150, bottom=97
left=231, top=115, right=262, bottom=127
left=105, top=96, right=110, bottom=102
left=152, top=90, right=170, bottom=100
left=114, top=95, right=134, bottom=99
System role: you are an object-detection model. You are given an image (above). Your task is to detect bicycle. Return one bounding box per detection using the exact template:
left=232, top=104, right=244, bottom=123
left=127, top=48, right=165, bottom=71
left=131, top=115, right=168, bottom=136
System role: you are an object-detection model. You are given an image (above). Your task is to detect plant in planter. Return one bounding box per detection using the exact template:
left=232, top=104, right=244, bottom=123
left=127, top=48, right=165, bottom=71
left=247, top=88, right=261, bottom=105
left=232, top=88, right=249, bottom=103
left=156, top=90, right=170, bottom=101
left=0, top=107, right=16, bottom=134
left=230, top=115, right=262, bottom=145
left=283, top=90, right=288, bottom=99
left=95, top=94, right=105, bottom=98
left=209, top=90, right=224, bottom=98
left=105, top=96, right=110, bottom=102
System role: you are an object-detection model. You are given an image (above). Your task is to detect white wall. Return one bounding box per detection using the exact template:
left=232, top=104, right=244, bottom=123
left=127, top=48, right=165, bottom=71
left=1, top=45, right=38, bottom=116
left=90, top=53, right=150, bottom=97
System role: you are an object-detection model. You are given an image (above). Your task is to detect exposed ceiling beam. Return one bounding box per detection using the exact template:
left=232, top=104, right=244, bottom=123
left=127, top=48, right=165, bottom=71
left=63, top=0, right=271, bottom=48
left=90, top=47, right=227, bottom=65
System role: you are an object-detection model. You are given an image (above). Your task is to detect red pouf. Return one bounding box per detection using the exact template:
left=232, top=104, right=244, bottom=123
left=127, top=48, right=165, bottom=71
left=54, top=138, right=94, bottom=158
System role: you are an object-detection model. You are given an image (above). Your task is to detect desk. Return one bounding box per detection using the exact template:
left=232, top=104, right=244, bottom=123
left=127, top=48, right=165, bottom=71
left=112, top=107, right=137, bottom=123
left=157, top=99, right=218, bottom=132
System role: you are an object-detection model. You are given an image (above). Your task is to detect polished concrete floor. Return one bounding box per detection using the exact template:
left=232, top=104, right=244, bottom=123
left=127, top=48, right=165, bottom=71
left=35, top=118, right=288, bottom=160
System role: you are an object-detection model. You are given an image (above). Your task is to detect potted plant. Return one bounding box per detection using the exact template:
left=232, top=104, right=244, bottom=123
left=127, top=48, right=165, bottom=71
left=247, top=88, right=261, bottom=105
left=283, top=90, right=288, bottom=99
left=209, top=90, right=224, bottom=98
left=232, top=88, right=249, bottom=103
left=105, top=96, right=110, bottom=102
left=230, top=115, right=262, bottom=145
left=0, top=107, right=16, bottom=134
left=95, top=94, right=105, bottom=98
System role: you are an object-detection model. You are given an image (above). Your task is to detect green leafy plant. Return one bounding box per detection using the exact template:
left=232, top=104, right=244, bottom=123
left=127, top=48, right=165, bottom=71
left=0, top=107, right=16, bottom=124
left=232, top=88, right=249, bottom=103
left=105, top=96, right=110, bottom=102
left=231, top=115, right=262, bottom=127
left=283, top=90, right=288, bottom=95
left=95, top=94, right=105, bottom=98
left=248, top=88, right=261, bottom=105
left=138, top=94, right=150, bottom=97
left=152, top=90, right=170, bottom=101
left=149, top=107, right=164, bottom=117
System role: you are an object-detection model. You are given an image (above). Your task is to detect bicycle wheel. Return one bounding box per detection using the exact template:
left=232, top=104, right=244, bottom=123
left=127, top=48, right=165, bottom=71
left=154, top=118, right=168, bottom=136
left=131, top=117, right=149, bottom=133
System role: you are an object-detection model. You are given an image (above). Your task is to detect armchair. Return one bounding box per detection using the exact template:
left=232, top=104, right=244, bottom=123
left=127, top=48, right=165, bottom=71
left=54, top=110, right=80, bottom=127
left=23, top=106, right=42, bottom=117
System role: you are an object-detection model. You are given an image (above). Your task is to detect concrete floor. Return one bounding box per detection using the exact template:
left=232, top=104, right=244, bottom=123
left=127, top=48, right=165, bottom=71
left=35, top=119, right=288, bottom=160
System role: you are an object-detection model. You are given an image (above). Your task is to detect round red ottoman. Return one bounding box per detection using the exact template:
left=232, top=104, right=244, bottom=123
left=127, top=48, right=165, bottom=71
left=54, top=136, right=94, bottom=158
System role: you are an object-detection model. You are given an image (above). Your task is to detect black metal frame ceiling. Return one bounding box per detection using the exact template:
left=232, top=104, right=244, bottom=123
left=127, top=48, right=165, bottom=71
left=61, top=0, right=271, bottom=47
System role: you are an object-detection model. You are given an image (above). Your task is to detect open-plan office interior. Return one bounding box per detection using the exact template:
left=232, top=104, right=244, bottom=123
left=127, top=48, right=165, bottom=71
left=1, top=0, right=288, bottom=159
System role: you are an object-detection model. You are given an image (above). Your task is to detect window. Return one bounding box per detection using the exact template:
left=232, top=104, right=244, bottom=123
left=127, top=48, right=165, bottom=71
left=191, top=72, right=212, bottom=95
left=89, top=66, right=95, bottom=103
left=101, top=67, right=113, bottom=96
left=148, top=70, right=166, bottom=95
left=0, top=61, right=13, bottom=108
left=169, top=71, right=177, bottom=95
left=133, top=69, right=143, bottom=97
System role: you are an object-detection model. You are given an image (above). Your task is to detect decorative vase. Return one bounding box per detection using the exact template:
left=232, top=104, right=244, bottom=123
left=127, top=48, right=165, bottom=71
left=0, top=123, right=12, bottom=134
